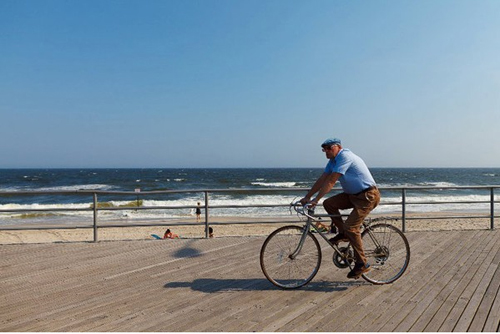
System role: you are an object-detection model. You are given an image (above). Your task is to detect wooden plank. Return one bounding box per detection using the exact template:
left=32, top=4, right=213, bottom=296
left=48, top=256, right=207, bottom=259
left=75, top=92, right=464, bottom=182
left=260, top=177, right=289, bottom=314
left=58, top=246, right=255, bottom=331
left=358, top=232, right=477, bottom=328
left=482, top=276, right=500, bottom=332
left=355, top=231, right=480, bottom=332
left=439, top=240, right=500, bottom=332
left=276, top=230, right=467, bottom=332
left=438, top=234, right=500, bottom=332
left=469, top=264, right=500, bottom=331
left=86, top=241, right=260, bottom=332
left=286, top=232, right=430, bottom=332
left=403, top=230, right=499, bottom=331
left=452, top=265, right=498, bottom=332
left=1, top=237, right=255, bottom=332
left=372, top=232, right=484, bottom=331
left=243, top=231, right=431, bottom=332
left=288, top=231, right=441, bottom=331
left=146, top=267, right=260, bottom=330
left=115, top=239, right=263, bottom=332
left=482, top=246, right=500, bottom=332
left=422, top=232, right=500, bottom=331
left=1, top=239, right=221, bottom=324
left=267, top=232, right=425, bottom=331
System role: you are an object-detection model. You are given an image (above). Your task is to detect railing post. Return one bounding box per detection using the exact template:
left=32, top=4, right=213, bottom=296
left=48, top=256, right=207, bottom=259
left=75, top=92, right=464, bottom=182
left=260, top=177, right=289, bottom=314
left=490, top=187, right=495, bottom=230
left=402, top=188, right=406, bottom=233
left=93, top=193, right=98, bottom=242
left=204, top=191, right=209, bottom=238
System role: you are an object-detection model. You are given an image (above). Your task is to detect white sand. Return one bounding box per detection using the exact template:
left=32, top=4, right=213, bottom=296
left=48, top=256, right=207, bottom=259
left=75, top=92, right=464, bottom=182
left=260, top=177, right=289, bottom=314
left=0, top=212, right=494, bottom=244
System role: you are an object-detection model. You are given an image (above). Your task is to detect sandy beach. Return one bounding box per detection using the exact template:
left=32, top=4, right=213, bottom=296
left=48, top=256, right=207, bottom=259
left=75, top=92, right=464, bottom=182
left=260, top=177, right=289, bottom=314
left=0, top=212, right=495, bottom=244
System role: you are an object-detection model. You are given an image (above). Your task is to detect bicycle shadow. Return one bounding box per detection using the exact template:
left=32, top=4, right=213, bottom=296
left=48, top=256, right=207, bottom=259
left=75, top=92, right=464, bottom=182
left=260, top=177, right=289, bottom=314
left=164, top=278, right=367, bottom=293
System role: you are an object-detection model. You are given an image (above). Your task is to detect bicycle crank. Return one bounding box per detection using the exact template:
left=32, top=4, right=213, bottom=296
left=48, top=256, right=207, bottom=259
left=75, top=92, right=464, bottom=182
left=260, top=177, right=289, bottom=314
left=333, top=247, right=354, bottom=269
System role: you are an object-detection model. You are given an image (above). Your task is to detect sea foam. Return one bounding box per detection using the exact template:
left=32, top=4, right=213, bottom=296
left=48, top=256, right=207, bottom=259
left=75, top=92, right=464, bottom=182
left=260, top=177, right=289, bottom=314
left=251, top=182, right=298, bottom=188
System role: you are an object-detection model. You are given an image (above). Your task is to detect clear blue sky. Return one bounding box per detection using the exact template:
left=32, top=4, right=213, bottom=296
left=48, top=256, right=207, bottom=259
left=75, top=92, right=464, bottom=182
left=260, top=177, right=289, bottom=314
left=1, top=0, right=499, bottom=168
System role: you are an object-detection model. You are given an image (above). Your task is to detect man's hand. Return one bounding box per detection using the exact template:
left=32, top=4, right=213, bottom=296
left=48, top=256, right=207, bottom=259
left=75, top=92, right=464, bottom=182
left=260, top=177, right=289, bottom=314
left=299, top=197, right=318, bottom=207
left=309, top=198, right=319, bottom=208
left=299, top=197, right=310, bottom=206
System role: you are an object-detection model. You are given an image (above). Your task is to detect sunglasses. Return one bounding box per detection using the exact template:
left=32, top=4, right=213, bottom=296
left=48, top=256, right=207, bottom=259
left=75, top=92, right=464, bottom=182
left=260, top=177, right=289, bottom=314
left=322, top=146, right=333, bottom=152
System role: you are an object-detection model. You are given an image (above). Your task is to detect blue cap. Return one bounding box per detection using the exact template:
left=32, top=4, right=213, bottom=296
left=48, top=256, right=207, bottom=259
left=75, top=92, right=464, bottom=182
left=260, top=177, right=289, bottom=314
left=321, top=138, right=341, bottom=147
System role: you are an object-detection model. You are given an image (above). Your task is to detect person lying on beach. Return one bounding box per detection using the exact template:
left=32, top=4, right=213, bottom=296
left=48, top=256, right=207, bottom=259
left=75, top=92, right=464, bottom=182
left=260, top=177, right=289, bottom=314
left=163, top=229, right=179, bottom=239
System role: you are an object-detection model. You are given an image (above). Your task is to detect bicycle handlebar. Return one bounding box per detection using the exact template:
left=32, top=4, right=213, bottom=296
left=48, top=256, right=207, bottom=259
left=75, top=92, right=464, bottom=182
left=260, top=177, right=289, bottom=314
left=290, top=201, right=316, bottom=220
left=291, top=200, right=398, bottom=223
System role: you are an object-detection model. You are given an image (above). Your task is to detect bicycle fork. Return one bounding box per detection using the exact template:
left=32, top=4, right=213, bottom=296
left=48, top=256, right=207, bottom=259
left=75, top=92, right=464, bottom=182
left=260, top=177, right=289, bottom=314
left=289, top=211, right=314, bottom=260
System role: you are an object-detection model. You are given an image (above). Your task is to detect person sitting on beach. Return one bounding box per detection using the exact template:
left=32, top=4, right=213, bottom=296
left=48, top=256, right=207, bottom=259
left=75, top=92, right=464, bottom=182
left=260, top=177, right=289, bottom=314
left=163, top=229, right=179, bottom=239
left=300, top=137, right=380, bottom=279
left=209, top=227, right=214, bottom=238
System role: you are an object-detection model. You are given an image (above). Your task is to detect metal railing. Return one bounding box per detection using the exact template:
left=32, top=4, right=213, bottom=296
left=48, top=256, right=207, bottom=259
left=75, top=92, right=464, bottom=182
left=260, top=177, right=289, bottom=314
left=0, top=185, right=499, bottom=242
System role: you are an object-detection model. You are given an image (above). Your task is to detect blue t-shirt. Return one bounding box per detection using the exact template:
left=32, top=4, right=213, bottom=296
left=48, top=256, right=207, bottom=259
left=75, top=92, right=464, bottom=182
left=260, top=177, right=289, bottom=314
left=324, top=148, right=376, bottom=195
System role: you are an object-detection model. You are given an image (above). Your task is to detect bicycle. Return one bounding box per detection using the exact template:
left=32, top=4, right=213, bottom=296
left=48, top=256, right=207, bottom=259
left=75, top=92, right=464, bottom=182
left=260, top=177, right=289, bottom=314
left=260, top=201, right=410, bottom=289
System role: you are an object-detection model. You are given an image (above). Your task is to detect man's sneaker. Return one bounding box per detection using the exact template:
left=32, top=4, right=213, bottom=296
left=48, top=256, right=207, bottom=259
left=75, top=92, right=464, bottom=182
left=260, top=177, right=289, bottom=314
left=330, top=225, right=338, bottom=234
left=328, top=233, right=348, bottom=245
left=347, top=263, right=371, bottom=279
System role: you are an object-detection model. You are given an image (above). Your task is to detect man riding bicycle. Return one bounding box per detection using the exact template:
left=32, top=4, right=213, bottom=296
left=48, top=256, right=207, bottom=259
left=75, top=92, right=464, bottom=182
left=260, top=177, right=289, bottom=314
left=300, top=137, right=381, bottom=279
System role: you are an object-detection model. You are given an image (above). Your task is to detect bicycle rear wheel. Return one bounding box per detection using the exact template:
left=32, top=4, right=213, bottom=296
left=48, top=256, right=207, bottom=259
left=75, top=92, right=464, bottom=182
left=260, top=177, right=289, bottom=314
left=361, top=223, right=410, bottom=284
left=260, top=225, right=322, bottom=289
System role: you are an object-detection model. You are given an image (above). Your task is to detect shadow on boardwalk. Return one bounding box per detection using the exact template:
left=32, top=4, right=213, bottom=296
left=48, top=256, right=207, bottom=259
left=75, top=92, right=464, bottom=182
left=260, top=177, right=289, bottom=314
left=172, top=239, right=203, bottom=258
left=164, top=278, right=366, bottom=293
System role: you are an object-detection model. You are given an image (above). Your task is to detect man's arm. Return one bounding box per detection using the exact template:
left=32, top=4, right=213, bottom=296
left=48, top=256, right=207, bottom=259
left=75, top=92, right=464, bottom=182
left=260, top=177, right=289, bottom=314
left=309, top=172, right=341, bottom=206
left=300, top=173, right=327, bottom=204
left=300, top=172, right=341, bottom=205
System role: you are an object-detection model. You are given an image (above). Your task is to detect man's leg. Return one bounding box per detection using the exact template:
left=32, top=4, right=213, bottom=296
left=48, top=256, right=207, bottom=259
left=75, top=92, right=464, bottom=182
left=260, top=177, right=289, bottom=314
left=322, top=193, right=352, bottom=234
left=344, top=188, right=381, bottom=264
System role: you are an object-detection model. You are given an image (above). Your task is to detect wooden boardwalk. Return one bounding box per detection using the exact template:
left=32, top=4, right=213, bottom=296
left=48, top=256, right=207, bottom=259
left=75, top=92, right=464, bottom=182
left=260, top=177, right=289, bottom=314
left=1, top=229, right=500, bottom=332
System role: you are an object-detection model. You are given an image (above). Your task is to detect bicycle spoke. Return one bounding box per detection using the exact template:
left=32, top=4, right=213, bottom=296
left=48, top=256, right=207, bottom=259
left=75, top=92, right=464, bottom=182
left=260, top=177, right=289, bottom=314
left=361, top=223, right=410, bottom=284
left=260, top=226, right=322, bottom=289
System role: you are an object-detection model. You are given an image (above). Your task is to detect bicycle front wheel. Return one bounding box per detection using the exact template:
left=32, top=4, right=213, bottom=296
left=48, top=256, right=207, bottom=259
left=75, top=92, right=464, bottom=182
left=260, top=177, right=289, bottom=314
left=260, top=225, right=322, bottom=289
left=361, top=223, right=410, bottom=284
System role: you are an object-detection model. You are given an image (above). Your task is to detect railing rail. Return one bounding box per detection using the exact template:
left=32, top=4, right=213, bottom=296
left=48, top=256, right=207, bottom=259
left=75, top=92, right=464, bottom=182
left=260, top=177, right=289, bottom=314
left=0, top=185, right=499, bottom=241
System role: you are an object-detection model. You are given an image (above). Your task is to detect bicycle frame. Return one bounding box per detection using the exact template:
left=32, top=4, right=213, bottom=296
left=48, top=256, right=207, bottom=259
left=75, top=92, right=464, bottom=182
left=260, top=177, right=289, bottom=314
left=290, top=203, right=388, bottom=262
left=290, top=205, right=344, bottom=259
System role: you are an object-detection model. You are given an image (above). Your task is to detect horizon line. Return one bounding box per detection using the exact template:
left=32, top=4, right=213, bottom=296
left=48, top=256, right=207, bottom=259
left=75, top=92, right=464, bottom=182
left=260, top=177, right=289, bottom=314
left=1, top=166, right=500, bottom=170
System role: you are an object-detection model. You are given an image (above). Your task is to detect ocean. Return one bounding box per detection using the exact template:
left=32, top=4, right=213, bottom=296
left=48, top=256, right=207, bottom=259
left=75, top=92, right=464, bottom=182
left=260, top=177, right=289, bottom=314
left=1, top=168, right=499, bottom=225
